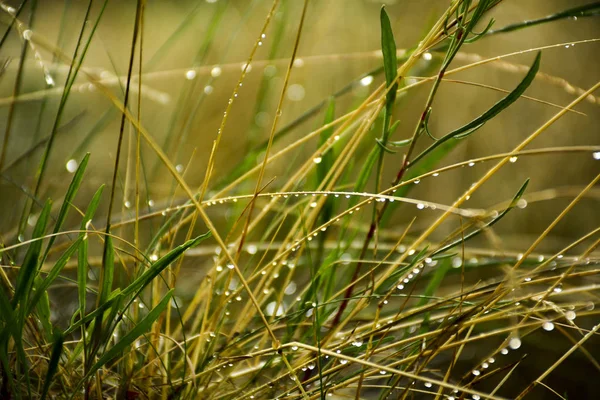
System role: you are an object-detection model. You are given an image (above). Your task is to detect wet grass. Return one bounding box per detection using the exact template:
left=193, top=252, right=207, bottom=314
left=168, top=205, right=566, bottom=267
left=0, top=0, right=600, bottom=399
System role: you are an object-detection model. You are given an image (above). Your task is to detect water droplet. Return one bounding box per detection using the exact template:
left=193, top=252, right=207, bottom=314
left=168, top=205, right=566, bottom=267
left=472, top=370, right=480, bottom=376
left=593, top=151, right=600, bottom=160
left=414, top=179, right=420, bottom=184
left=310, top=202, right=317, bottom=208
left=204, top=85, right=213, bottom=95
left=379, top=370, right=386, bottom=375
left=266, top=302, right=285, bottom=317
left=185, top=69, right=196, bottom=80
left=468, top=161, right=475, bottom=167
left=542, top=321, right=554, bottom=331
left=216, top=265, right=223, bottom=272
left=360, top=75, right=374, bottom=86
left=293, top=58, right=304, bottom=68
left=258, top=41, right=263, bottom=46
left=264, top=64, right=277, bottom=77
left=509, top=337, right=521, bottom=350
left=124, top=200, right=131, bottom=208
left=23, top=30, right=32, bottom=40
left=553, top=284, right=563, bottom=293
left=175, top=164, right=184, bottom=173
left=287, top=84, right=305, bottom=101
left=500, top=348, right=508, bottom=355
left=340, top=253, right=352, bottom=265
left=150, top=254, right=158, bottom=262
left=313, top=156, right=322, bottom=164
left=211, top=66, right=222, bottom=77
left=416, top=203, right=425, bottom=210
left=397, top=284, right=404, bottom=290
left=247, top=244, right=257, bottom=255
left=423, top=52, right=433, bottom=61
left=285, top=281, right=297, bottom=295
left=66, top=159, right=78, bottom=173
left=27, top=214, right=38, bottom=227
left=565, top=310, right=576, bottom=320
left=517, top=199, right=527, bottom=209
left=424, top=382, right=432, bottom=388
left=352, top=340, right=363, bottom=347
left=509, top=156, right=518, bottom=163
left=45, top=74, right=55, bottom=86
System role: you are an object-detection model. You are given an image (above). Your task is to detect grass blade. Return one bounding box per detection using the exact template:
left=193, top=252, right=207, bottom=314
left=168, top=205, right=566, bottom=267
left=78, top=185, right=105, bottom=318
left=41, top=153, right=90, bottom=263
left=380, top=6, right=398, bottom=104
left=432, top=178, right=530, bottom=256
left=121, top=233, right=211, bottom=298
left=13, top=200, right=52, bottom=309
left=40, top=330, right=64, bottom=400
left=72, top=289, right=174, bottom=397
left=410, top=52, right=541, bottom=166
left=28, top=237, right=82, bottom=315
left=488, top=2, right=600, bottom=35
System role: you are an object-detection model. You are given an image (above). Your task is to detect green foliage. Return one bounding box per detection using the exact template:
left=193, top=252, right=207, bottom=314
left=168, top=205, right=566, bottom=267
left=0, top=1, right=598, bottom=398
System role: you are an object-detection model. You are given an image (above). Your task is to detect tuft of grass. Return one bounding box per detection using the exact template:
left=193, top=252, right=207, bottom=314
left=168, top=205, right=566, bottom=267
left=0, top=0, right=599, bottom=399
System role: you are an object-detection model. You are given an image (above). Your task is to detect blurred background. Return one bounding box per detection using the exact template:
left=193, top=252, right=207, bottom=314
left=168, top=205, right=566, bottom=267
left=0, top=0, right=598, bottom=248
left=0, top=0, right=599, bottom=397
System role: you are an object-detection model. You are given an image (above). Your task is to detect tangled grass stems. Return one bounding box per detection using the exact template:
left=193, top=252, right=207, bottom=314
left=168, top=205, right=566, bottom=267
left=1, top=0, right=600, bottom=399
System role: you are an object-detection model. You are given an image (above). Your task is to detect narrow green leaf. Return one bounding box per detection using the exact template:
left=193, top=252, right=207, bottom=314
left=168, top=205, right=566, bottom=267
left=432, top=179, right=530, bottom=256
left=78, top=185, right=105, bottom=318
left=487, top=2, right=600, bottom=35
left=40, top=330, right=64, bottom=400
left=380, top=6, right=398, bottom=93
left=13, top=200, right=52, bottom=309
left=64, top=289, right=122, bottom=336
left=379, top=6, right=398, bottom=145
left=41, top=153, right=90, bottom=263
left=122, top=233, right=211, bottom=298
left=411, top=52, right=541, bottom=166
left=98, top=235, right=115, bottom=307
left=28, top=237, right=82, bottom=315
left=72, top=289, right=173, bottom=397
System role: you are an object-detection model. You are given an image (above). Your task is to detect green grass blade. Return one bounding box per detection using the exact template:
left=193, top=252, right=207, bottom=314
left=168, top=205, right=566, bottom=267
left=13, top=200, right=52, bottom=309
left=98, top=235, right=115, bottom=307
left=41, top=153, right=90, bottom=262
left=72, top=289, right=174, bottom=397
left=28, top=237, right=82, bottom=315
left=40, top=330, right=64, bottom=400
left=410, top=52, right=541, bottom=166
left=487, top=2, right=600, bottom=35
left=432, top=178, right=530, bottom=256
left=64, top=290, right=122, bottom=336
left=122, top=233, right=211, bottom=298
left=78, top=185, right=105, bottom=318
left=380, top=6, right=398, bottom=95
